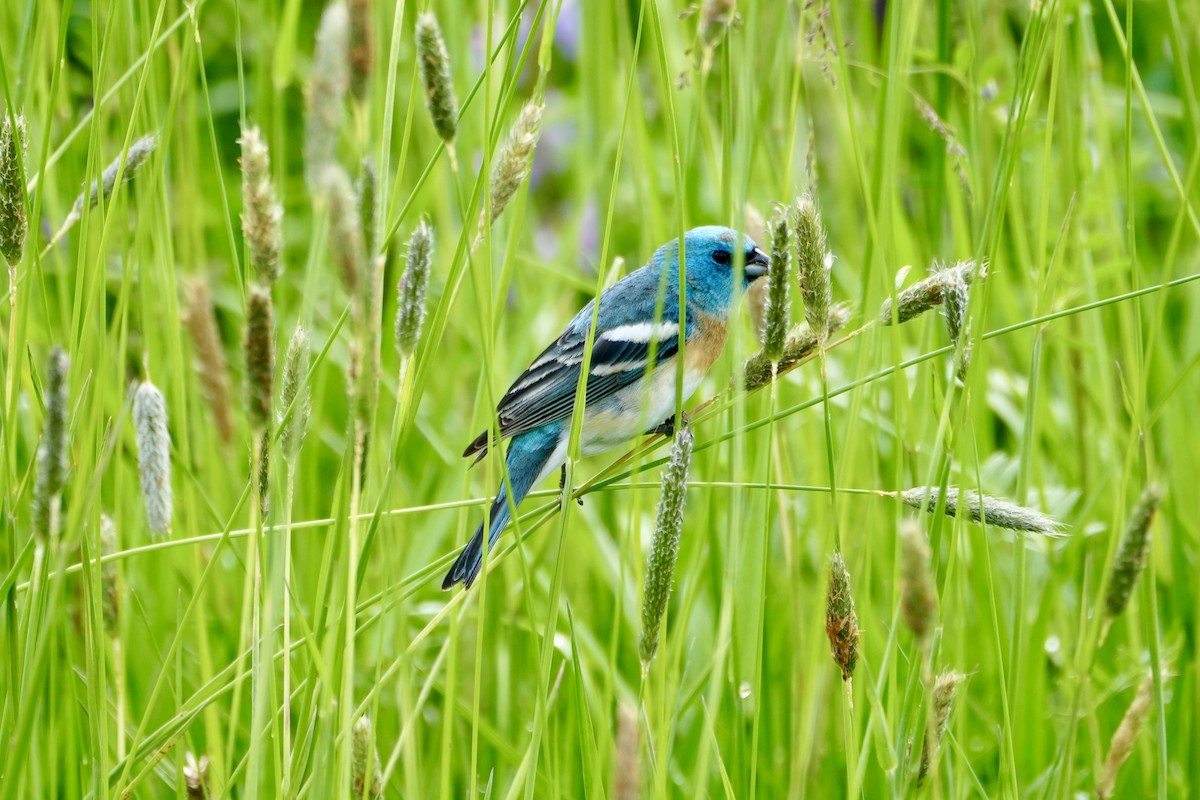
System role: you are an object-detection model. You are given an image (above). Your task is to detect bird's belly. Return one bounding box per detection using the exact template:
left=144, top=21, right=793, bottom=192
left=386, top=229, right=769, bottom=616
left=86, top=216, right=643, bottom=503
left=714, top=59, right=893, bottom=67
left=580, top=363, right=705, bottom=455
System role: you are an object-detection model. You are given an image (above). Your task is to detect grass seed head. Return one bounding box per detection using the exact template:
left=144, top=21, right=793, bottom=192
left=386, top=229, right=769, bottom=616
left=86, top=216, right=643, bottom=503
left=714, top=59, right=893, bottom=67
left=280, top=324, right=312, bottom=463
left=792, top=192, right=832, bottom=343
left=416, top=12, right=459, bottom=146
left=1103, top=483, right=1163, bottom=622
left=917, top=670, right=965, bottom=786
left=880, top=259, right=986, bottom=325
left=257, top=428, right=271, bottom=518
left=825, top=551, right=860, bottom=682
left=700, top=0, right=739, bottom=48
left=305, top=3, right=350, bottom=189
left=133, top=380, right=173, bottom=536
left=614, top=702, right=641, bottom=800
left=1096, top=673, right=1155, bottom=799
left=743, top=303, right=851, bottom=390
left=33, top=347, right=70, bottom=541
left=347, top=340, right=375, bottom=451
left=639, top=425, right=694, bottom=667
left=348, top=0, right=374, bottom=99
left=942, top=268, right=971, bottom=378
left=358, top=156, right=377, bottom=259
left=899, top=486, right=1065, bottom=536
left=323, top=165, right=365, bottom=302
left=395, top=218, right=434, bottom=358
left=743, top=204, right=768, bottom=339
left=238, top=125, right=283, bottom=285
left=480, top=101, right=543, bottom=240
left=183, top=752, right=210, bottom=800
left=899, top=520, right=936, bottom=651
left=244, top=285, right=275, bottom=433
left=100, top=514, right=120, bottom=636
left=351, top=715, right=383, bottom=798
left=182, top=279, right=235, bottom=444
left=71, top=134, right=157, bottom=222
left=763, top=207, right=792, bottom=362
left=1, top=113, right=28, bottom=266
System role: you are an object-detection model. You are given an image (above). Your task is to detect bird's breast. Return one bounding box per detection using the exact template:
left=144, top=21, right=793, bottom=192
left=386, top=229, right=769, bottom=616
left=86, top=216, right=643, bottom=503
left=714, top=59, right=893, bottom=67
left=683, top=310, right=728, bottom=374
left=578, top=312, right=727, bottom=455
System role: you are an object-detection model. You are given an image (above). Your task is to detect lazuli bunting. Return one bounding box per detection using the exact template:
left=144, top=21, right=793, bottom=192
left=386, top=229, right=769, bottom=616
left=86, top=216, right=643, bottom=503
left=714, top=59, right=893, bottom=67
left=443, top=226, right=769, bottom=589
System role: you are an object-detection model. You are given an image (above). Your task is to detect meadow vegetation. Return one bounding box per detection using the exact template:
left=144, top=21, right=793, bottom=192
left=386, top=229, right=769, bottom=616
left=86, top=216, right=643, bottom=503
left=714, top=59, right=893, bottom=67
left=1, top=0, right=1197, bottom=797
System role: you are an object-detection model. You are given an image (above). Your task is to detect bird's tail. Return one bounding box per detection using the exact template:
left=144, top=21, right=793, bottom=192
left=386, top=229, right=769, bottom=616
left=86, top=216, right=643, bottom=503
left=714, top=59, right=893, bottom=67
left=443, top=429, right=561, bottom=590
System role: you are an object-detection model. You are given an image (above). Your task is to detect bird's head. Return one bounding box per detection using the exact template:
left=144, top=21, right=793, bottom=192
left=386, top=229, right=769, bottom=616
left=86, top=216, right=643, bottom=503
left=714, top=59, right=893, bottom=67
left=656, top=226, right=769, bottom=316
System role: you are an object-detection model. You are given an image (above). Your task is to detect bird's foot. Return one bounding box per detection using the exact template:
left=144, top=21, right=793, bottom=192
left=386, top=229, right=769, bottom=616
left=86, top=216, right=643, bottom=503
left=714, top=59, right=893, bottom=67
left=649, top=411, right=690, bottom=438
left=560, top=464, right=584, bottom=505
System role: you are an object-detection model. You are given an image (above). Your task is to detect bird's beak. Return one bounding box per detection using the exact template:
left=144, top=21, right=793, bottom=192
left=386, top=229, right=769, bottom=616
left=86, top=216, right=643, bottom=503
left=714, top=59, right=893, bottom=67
left=744, top=248, right=769, bottom=280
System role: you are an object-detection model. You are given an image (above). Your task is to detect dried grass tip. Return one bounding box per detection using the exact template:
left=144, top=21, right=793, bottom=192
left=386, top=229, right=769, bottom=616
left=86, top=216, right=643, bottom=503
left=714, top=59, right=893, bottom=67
left=879, top=259, right=986, bottom=326
left=182, top=279, right=235, bottom=444
left=639, top=425, right=694, bottom=667
left=133, top=380, right=173, bottom=536
left=898, top=486, right=1065, bottom=536
left=1096, top=673, right=1156, bottom=799
left=825, top=551, right=859, bottom=683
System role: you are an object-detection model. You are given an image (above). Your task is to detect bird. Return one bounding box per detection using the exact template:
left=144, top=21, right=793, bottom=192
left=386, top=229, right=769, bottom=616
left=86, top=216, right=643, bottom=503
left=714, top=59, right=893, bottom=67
left=443, top=226, right=769, bottom=589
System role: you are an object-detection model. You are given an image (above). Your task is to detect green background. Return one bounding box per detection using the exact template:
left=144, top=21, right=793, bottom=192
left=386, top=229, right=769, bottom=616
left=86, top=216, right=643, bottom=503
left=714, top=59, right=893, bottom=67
left=1, top=0, right=1197, bottom=796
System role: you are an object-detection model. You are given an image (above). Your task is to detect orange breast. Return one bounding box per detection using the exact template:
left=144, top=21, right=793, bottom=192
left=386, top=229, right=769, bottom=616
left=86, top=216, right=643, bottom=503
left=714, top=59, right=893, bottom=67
left=683, top=311, right=728, bottom=374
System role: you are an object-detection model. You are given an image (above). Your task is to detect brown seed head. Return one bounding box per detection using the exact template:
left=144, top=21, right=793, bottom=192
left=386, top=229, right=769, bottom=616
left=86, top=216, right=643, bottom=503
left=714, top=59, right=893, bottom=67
left=244, top=285, right=275, bottom=432
left=348, top=0, right=374, bottom=100
left=182, top=279, right=235, bottom=443
left=1096, top=673, right=1156, bottom=799
left=825, top=550, right=860, bottom=682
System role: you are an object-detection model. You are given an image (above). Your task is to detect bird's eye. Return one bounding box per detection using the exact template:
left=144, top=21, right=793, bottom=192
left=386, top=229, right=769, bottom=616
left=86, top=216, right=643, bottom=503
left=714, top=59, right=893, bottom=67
left=712, top=250, right=731, bottom=266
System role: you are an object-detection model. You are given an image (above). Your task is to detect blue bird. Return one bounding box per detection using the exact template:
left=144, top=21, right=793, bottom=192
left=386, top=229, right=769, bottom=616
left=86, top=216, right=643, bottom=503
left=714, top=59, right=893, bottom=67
left=443, top=226, right=769, bottom=589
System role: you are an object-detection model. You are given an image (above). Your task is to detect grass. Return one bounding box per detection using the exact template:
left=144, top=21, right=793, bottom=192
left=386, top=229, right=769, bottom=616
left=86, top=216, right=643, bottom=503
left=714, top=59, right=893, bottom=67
left=2, top=0, right=1199, bottom=797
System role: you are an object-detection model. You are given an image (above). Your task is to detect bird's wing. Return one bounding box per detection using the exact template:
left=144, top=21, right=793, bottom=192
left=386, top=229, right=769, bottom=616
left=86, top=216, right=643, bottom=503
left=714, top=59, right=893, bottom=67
left=462, top=311, right=686, bottom=458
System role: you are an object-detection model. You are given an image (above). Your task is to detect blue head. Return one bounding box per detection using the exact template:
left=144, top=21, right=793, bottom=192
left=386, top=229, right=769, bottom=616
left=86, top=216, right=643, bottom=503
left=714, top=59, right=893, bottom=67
left=651, top=226, right=769, bottom=316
